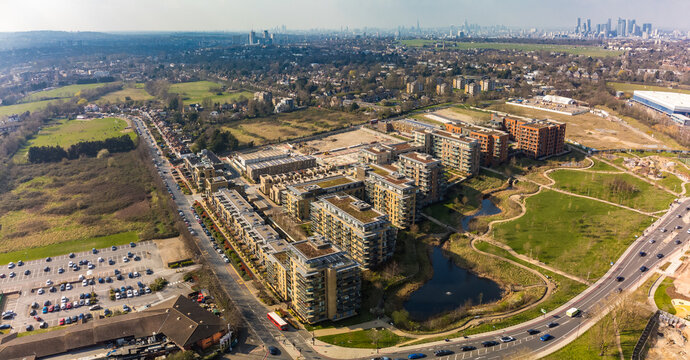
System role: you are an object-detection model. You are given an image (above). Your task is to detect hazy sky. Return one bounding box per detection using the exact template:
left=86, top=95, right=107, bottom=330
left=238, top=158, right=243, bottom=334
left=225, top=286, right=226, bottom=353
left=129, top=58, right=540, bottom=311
left=0, top=0, right=688, bottom=32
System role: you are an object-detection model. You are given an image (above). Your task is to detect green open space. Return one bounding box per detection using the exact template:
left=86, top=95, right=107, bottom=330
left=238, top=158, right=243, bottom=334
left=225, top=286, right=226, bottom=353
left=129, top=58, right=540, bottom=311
left=654, top=277, right=676, bottom=315
left=492, top=189, right=653, bottom=279
left=223, top=107, right=368, bottom=146
left=0, top=99, right=62, bottom=118
left=20, top=83, right=114, bottom=103
left=448, top=105, right=492, bottom=122
left=317, top=328, right=411, bottom=349
left=548, top=170, right=676, bottom=212
left=169, top=81, right=253, bottom=105
left=607, top=82, right=690, bottom=96
left=98, top=84, right=153, bottom=103
left=13, top=117, right=136, bottom=162
left=399, top=40, right=623, bottom=57
left=657, top=172, right=683, bottom=193
left=0, top=231, right=137, bottom=265
left=587, top=159, right=620, bottom=172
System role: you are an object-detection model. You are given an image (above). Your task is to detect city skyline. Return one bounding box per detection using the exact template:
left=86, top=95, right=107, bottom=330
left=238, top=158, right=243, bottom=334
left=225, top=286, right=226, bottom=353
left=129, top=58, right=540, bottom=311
left=0, top=0, right=689, bottom=32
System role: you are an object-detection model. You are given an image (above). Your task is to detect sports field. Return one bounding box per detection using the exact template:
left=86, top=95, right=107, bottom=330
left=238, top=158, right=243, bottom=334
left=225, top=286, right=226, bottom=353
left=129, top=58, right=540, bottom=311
left=14, top=117, right=136, bottom=162
left=20, top=82, right=114, bottom=103
left=399, top=40, right=623, bottom=57
left=492, top=189, right=653, bottom=279
left=607, top=82, right=690, bottom=95
left=169, top=81, right=253, bottom=105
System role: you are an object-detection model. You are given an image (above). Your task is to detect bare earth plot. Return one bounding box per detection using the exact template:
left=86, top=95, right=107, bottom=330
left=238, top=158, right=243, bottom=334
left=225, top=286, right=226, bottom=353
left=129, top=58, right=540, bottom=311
left=488, top=103, right=672, bottom=150
left=433, top=107, right=492, bottom=124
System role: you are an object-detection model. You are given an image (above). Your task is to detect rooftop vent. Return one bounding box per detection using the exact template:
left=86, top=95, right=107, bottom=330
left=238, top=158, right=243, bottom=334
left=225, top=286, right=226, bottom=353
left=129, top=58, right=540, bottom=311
left=351, top=201, right=371, bottom=211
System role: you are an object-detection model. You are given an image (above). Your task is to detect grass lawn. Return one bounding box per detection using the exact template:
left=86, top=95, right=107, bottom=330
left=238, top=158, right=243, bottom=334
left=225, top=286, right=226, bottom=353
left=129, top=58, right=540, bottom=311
left=98, top=85, right=153, bottom=103
left=657, top=172, right=683, bottom=193
left=548, top=170, right=676, bottom=212
left=607, top=82, right=690, bottom=96
left=0, top=99, right=61, bottom=117
left=542, top=314, right=620, bottom=360
left=317, top=328, right=411, bottom=349
left=13, top=117, right=136, bottom=162
left=654, top=277, right=676, bottom=314
left=399, top=40, right=622, bottom=57
left=20, top=83, right=114, bottom=103
left=492, top=189, right=653, bottom=279
left=587, top=159, right=620, bottom=172
left=169, top=81, right=253, bottom=105
left=0, top=232, right=137, bottom=265
left=223, top=107, right=368, bottom=145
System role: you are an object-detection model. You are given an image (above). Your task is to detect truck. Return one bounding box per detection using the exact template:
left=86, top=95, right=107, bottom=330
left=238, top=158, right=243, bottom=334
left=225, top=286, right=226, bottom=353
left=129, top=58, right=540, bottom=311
left=566, top=307, right=580, bottom=317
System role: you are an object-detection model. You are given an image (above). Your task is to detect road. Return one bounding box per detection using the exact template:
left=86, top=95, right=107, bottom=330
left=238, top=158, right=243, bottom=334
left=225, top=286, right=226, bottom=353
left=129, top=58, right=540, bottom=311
left=363, top=199, right=690, bottom=360
left=132, top=114, right=319, bottom=360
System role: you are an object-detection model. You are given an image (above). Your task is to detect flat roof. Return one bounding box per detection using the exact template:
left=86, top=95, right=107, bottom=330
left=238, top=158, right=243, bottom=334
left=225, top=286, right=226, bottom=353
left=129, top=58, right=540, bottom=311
left=322, top=195, right=385, bottom=224
left=634, top=90, right=690, bottom=113
left=292, top=239, right=336, bottom=259
left=399, top=152, right=439, bottom=164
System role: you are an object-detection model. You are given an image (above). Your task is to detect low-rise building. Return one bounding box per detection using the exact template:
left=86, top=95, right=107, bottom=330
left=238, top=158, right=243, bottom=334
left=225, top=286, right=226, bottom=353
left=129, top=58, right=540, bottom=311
left=246, top=155, right=317, bottom=181
left=311, top=194, right=397, bottom=269
left=258, top=165, right=345, bottom=204
left=234, top=148, right=288, bottom=169
left=183, top=149, right=225, bottom=190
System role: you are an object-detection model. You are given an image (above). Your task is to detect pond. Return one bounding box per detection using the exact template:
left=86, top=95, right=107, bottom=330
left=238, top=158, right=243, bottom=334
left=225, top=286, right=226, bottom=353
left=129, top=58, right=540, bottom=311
left=461, top=198, right=502, bottom=232
left=403, top=246, right=503, bottom=320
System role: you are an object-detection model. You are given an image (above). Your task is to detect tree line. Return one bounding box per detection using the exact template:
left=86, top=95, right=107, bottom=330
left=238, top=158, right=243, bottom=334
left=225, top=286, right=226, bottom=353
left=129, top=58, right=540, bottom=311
left=27, top=135, right=135, bottom=163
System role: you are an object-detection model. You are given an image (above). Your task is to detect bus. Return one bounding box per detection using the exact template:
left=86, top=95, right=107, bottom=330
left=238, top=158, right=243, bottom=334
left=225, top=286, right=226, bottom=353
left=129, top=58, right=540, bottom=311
left=267, top=312, right=288, bottom=331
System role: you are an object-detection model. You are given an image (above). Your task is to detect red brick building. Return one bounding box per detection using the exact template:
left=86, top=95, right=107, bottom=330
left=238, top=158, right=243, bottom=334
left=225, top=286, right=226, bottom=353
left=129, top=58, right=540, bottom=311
left=493, top=114, right=566, bottom=159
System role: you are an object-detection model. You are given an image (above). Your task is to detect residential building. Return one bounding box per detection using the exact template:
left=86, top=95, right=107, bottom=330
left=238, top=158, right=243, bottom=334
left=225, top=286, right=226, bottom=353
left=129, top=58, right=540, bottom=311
left=444, top=122, right=509, bottom=166
left=406, top=81, right=423, bottom=94
left=234, top=148, right=288, bottom=169
left=361, top=164, right=417, bottom=228
left=465, top=82, right=481, bottom=96
left=358, top=142, right=424, bottom=165
left=436, top=83, right=450, bottom=95
left=284, top=175, right=364, bottom=221
left=480, top=77, right=495, bottom=92
left=396, top=152, right=446, bottom=206
left=452, top=76, right=466, bottom=90
left=183, top=149, right=226, bottom=190
left=413, top=129, right=480, bottom=175
left=265, top=236, right=361, bottom=324
left=311, top=194, right=398, bottom=268
left=259, top=165, right=346, bottom=204
left=246, top=155, right=317, bottom=181
left=494, top=113, right=566, bottom=159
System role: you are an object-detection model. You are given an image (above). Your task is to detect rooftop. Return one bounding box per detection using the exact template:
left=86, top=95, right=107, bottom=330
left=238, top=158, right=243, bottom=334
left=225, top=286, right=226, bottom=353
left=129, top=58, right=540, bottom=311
left=292, top=238, right=336, bottom=259
left=322, top=194, right=385, bottom=224
left=399, top=152, right=439, bottom=164
left=634, top=90, right=690, bottom=112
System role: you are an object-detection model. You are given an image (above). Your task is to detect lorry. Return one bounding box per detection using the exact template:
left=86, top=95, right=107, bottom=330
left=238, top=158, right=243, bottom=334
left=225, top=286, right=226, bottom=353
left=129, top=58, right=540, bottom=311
left=566, top=307, right=580, bottom=317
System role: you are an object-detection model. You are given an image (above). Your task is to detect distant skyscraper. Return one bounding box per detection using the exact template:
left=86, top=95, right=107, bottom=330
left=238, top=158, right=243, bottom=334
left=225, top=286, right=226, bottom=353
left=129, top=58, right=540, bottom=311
left=607, top=18, right=612, bottom=33
left=627, top=19, right=636, bottom=34
left=642, top=23, right=652, bottom=34
left=249, top=30, right=255, bottom=45
left=586, top=19, right=591, bottom=33
left=617, top=18, right=627, bottom=37
left=576, top=17, right=581, bottom=33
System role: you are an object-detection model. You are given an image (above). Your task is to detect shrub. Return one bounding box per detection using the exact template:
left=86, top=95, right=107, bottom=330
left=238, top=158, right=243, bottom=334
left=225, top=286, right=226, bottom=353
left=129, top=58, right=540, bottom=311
left=149, top=277, right=169, bottom=292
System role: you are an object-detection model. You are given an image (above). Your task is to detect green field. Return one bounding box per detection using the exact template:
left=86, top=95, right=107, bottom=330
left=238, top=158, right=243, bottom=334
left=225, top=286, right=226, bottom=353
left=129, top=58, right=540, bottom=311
left=98, top=84, right=153, bottom=103
left=169, top=81, right=253, bottom=105
left=492, top=189, right=653, bottom=279
left=607, top=82, right=690, bottom=95
left=223, top=107, right=368, bottom=145
left=549, top=170, right=676, bottom=212
left=399, top=40, right=623, bottom=57
left=20, top=83, right=114, bottom=103
left=0, top=232, right=137, bottom=265
left=317, top=329, right=411, bottom=349
left=654, top=277, right=676, bottom=314
left=0, top=99, right=62, bottom=117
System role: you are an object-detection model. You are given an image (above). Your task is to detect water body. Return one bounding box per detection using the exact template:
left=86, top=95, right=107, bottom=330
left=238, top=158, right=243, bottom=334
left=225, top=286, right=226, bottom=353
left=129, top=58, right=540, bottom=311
left=404, top=246, right=503, bottom=320
left=461, top=198, right=502, bottom=232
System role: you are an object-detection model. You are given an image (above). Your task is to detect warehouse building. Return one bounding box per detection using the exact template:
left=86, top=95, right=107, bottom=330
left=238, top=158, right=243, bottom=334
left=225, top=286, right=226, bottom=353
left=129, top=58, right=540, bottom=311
left=632, top=91, right=690, bottom=125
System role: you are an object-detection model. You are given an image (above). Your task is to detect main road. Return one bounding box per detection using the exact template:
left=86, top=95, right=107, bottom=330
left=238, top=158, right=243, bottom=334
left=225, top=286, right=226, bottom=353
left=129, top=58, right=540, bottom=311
left=131, top=111, right=688, bottom=359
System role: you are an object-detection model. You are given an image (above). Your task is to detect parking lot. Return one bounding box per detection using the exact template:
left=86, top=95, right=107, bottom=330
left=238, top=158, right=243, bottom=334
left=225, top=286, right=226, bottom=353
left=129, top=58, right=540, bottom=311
left=0, top=241, right=192, bottom=333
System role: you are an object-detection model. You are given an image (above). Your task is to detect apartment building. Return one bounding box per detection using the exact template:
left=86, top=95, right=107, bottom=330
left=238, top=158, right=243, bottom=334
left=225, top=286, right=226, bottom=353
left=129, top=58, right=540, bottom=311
left=414, top=129, right=480, bottom=176
left=265, top=236, right=361, bottom=324
left=444, top=122, right=509, bottom=166
left=480, top=77, right=496, bottom=92
left=494, top=114, right=566, bottom=159
left=284, top=175, right=364, bottom=221
left=183, top=149, right=226, bottom=190
left=258, top=165, right=344, bottom=204
left=358, top=142, right=424, bottom=166
left=465, top=82, right=481, bottom=96
left=396, top=152, right=446, bottom=206
left=363, top=164, right=417, bottom=229
left=234, top=148, right=288, bottom=169
left=310, top=194, right=398, bottom=269
left=246, top=155, right=317, bottom=181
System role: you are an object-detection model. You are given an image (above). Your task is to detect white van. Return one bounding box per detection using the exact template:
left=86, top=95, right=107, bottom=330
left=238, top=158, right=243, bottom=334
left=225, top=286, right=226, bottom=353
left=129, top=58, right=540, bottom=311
left=566, top=307, right=580, bottom=317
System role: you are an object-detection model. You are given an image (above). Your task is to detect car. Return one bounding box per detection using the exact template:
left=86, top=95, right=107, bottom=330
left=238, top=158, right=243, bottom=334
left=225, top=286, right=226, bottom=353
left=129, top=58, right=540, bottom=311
left=59, top=284, right=65, bottom=291
left=71, top=315, right=77, bottom=323
left=98, top=278, right=104, bottom=284
left=527, top=328, right=541, bottom=335
left=460, top=346, right=476, bottom=352
left=660, top=228, right=667, bottom=233
left=88, top=263, right=95, bottom=269
left=267, top=345, right=280, bottom=355
left=407, top=354, right=426, bottom=359
left=46, top=279, right=53, bottom=285
left=117, top=274, right=124, bottom=281
left=79, top=293, right=85, bottom=299
left=109, top=259, right=115, bottom=265
left=17, top=260, right=23, bottom=266
left=69, top=253, right=75, bottom=258
left=547, top=322, right=559, bottom=328
left=64, top=317, right=71, bottom=324
left=29, top=309, right=37, bottom=316
left=434, top=350, right=453, bottom=356
left=145, top=287, right=151, bottom=294
left=657, top=253, right=664, bottom=259
left=9, top=272, right=15, bottom=278
left=65, top=284, right=72, bottom=290
left=43, top=266, right=50, bottom=272
left=72, top=266, right=80, bottom=271
left=37, top=288, right=45, bottom=295
left=42, top=306, right=48, bottom=314
left=133, top=271, right=139, bottom=278
left=482, top=341, right=499, bottom=347
left=126, top=289, right=133, bottom=298
left=675, top=240, right=682, bottom=245
left=79, top=299, right=85, bottom=306
left=48, top=305, right=54, bottom=312
left=26, top=325, right=34, bottom=331
left=0, top=324, right=10, bottom=330
left=115, top=293, right=121, bottom=300
left=59, top=318, right=65, bottom=325
left=678, top=214, right=683, bottom=218
left=39, top=322, right=48, bottom=329
left=127, top=251, right=134, bottom=258
left=24, top=269, right=30, bottom=275
left=7, top=262, right=14, bottom=269
left=97, top=257, right=104, bottom=262
left=104, top=309, right=112, bottom=316
left=111, top=246, right=117, bottom=251
left=540, top=334, right=555, bottom=341
left=82, top=279, right=88, bottom=287
left=676, top=225, right=683, bottom=229
left=616, top=276, right=625, bottom=282
left=640, top=266, right=648, bottom=272
left=134, top=255, right=141, bottom=261
left=649, top=239, right=656, bottom=244
left=639, top=251, right=647, bottom=257
left=106, top=276, right=113, bottom=283
left=130, top=242, right=136, bottom=248
left=43, top=300, right=51, bottom=306
left=145, top=268, right=153, bottom=275
left=0, top=273, right=4, bottom=278
left=45, top=257, right=51, bottom=262
left=61, top=296, right=68, bottom=303
left=128, top=272, right=134, bottom=279
left=92, top=248, right=98, bottom=254
left=66, top=303, right=72, bottom=310
left=122, top=257, right=129, bottom=263
left=122, top=305, right=130, bottom=312
left=500, top=336, right=516, bottom=343
left=89, top=305, right=101, bottom=311
left=57, top=267, right=64, bottom=274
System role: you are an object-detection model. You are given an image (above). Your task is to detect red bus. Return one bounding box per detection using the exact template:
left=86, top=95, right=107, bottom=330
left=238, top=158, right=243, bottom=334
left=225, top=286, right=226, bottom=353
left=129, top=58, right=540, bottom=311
left=267, top=312, right=288, bottom=331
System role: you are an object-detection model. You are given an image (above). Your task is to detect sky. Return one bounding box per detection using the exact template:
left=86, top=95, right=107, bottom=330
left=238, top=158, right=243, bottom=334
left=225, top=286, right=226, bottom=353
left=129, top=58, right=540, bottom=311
left=0, top=0, right=688, bottom=32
